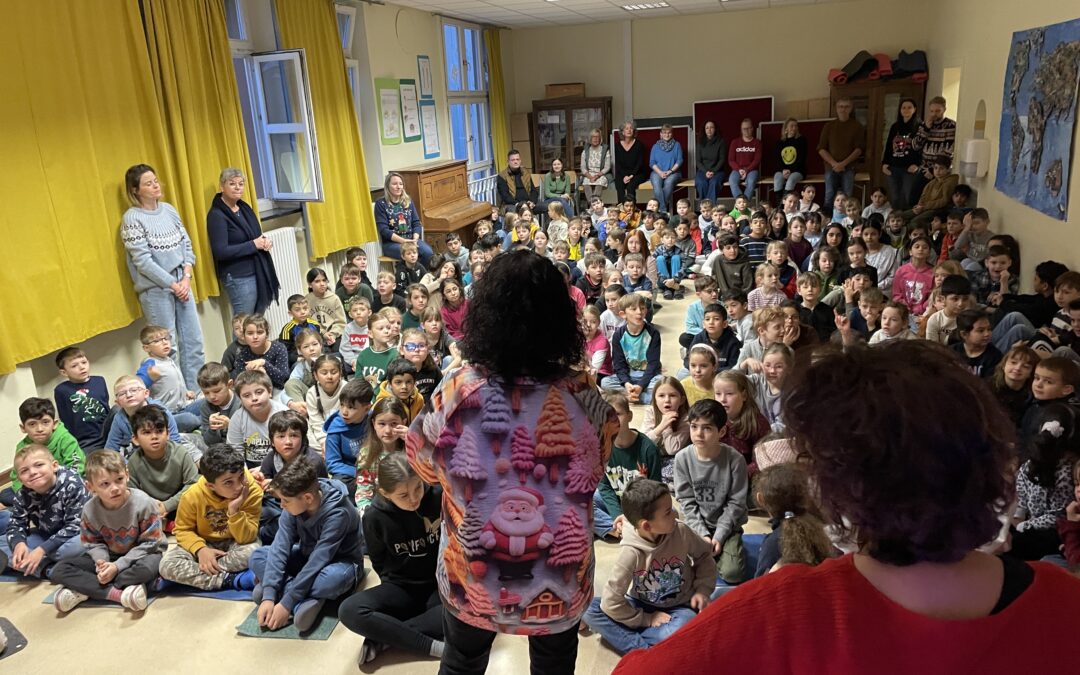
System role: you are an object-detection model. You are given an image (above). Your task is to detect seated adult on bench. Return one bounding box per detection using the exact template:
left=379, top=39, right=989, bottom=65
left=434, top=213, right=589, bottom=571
left=615, top=121, right=649, bottom=205
left=496, top=149, right=538, bottom=212
left=727, top=118, right=761, bottom=200
left=649, top=124, right=683, bottom=214
left=695, top=121, right=727, bottom=203
left=376, top=172, right=433, bottom=266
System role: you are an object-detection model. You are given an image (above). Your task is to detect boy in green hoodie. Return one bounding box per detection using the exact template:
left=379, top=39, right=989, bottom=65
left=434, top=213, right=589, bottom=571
left=583, top=478, right=715, bottom=655
left=594, top=391, right=662, bottom=539
left=4, top=398, right=85, bottom=499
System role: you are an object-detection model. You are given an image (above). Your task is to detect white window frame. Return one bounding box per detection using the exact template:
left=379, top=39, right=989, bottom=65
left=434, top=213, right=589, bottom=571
left=441, top=18, right=493, bottom=179
left=251, top=49, right=324, bottom=202
left=224, top=0, right=248, bottom=43
left=335, top=4, right=357, bottom=52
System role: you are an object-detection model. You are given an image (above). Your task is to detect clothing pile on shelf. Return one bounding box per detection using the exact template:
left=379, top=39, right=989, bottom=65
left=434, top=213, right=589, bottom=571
left=827, top=50, right=928, bottom=85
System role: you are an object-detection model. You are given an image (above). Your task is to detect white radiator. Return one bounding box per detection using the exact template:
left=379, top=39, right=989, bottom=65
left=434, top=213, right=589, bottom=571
left=263, top=226, right=305, bottom=334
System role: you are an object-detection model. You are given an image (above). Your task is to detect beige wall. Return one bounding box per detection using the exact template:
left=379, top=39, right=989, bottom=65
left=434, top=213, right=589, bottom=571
left=509, top=0, right=931, bottom=123
left=924, top=1, right=1080, bottom=288
left=360, top=3, right=453, bottom=174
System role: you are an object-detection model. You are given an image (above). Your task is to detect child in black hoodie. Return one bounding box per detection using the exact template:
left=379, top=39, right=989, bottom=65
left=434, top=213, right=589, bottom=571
left=1019, top=357, right=1080, bottom=454
left=687, top=303, right=742, bottom=372
left=339, top=453, right=444, bottom=665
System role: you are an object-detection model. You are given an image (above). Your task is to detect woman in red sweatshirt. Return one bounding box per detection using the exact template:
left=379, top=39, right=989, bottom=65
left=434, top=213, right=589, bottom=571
left=615, top=341, right=1080, bottom=675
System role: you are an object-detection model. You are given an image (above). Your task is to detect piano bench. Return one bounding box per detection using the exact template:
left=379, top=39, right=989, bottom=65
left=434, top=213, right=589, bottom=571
left=378, top=256, right=396, bottom=274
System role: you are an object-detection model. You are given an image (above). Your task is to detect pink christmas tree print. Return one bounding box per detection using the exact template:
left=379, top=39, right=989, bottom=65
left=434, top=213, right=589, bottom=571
left=457, top=505, right=486, bottom=559
left=510, top=425, right=536, bottom=486
left=481, top=386, right=513, bottom=455
left=564, top=438, right=600, bottom=495
left=547, top=506, right=590, bottom=582
left=534, top=388, right=576, bottom=484
left=465, top=580, right=497, bottom=618
left=449, top=427, right=488, bottom=502
left=452, top=390, right=483, bottom=434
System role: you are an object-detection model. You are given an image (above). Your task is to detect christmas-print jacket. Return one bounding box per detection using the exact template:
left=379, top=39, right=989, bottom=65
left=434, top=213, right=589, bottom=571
left=407, top=365, right=617, bottom=636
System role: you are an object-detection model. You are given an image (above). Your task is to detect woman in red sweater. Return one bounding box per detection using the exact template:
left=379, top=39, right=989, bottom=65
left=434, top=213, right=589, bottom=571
left=616, top=341, right=1080, bottom=675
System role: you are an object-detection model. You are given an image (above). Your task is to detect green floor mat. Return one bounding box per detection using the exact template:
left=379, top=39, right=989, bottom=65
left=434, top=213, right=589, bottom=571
left=235, top=606, right=338, bottom=640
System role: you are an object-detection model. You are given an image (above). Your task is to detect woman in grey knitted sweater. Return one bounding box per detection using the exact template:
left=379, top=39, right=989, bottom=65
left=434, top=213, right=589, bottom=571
left=121, top=164, right=206, bottom=387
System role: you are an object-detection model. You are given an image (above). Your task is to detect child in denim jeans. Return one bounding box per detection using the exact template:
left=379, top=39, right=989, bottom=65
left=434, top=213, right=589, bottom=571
left=584, top=478, right=714, bottom=654
left=654, top=227, right=685, bottom=300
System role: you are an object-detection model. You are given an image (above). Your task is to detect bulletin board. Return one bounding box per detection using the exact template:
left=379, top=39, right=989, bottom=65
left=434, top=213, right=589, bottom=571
left=691, top=96, right=774, bottom=145
left=759, top=118, right=833, bottom=176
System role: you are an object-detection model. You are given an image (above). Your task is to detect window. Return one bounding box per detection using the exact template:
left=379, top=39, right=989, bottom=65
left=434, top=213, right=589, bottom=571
left=336, top=5, right=356, bottom=52
left=251, top=50, right=323, bottom=201
left=224, top=0, right=247, bottom=42
left=345, top=59, right=363, bottom=129
left=442, top=19, right=492, bottom=181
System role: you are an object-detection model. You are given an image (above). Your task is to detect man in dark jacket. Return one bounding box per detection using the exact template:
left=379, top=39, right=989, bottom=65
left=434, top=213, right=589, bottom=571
left=495, top=149, right=538, bottom=210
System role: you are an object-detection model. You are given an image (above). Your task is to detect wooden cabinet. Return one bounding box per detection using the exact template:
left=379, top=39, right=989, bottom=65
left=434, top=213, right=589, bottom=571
left=830, top=80, right=926, bottom=189
left=530, top=96, right=612, bottom=176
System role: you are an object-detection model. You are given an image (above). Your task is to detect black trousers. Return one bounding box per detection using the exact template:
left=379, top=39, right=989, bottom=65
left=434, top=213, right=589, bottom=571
left=615, top=172, right=649, bottom=204
left=1008, top=526, right=1061, bottom=561
left=50, top=551, right=162, bottom=600
left=338, top=581, right=443, bottom=655
left=439, top=609, right=579, bottom=675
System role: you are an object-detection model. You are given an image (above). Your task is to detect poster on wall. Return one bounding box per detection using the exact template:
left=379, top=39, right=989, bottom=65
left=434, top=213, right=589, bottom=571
left=400, top=79, right=422, bottom=142
left=420, top=100, right=440, bottom=159
left=995, top=18, right=1080, bottom=220
left=417, top=55, right=433, bottom=99
left=375, top=77, right=402, bottom=145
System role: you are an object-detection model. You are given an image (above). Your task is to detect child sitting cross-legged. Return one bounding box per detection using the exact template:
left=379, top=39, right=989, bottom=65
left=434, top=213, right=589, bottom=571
left=751, top=463, right=834, bottom=578
left=125, top=405, right=198, bottom=530
left=399, top=328, right=443, bottom=400
left=306, top=267, right=346, bottom=351
left=687, top=303, right=742, bottom=375
left=583, top=478, right=715, bottom=655
left=594, top=391, right=663, bottom=540
left=278, top=295, right=323, bottom=367
left=713, top=370, right=770, bottom=477
left=951, top=309, right=1002, bottom=379
left=251, top=411, right=329, bottom=543
left=50, top=450, right=166, bottom=613
left=644, top=377, right=691, bottom=487
left=674, top=399, right=749, bottom=584
left=746, top=263, right=788, bottom=311
left=749, top=344, right=793, bottom=432
left=324, top=379, right=376, bottom=503
left=339, top=453, right=446, bottom=664
left=105, top=375, right=189, bottom=459
left=339, top=296, right=372, bottom=374
left=402, top=284, right=429, bottom=330
left=654, top=227, right=685, bottom=300
left=157, top=443, right=262, bottom=592
left=0, top=444, right=88, bottom=576
left=228, top=370, right=289, bottom=470
left=249, top=456, right=366, bottom=633
left=682, top=344, right=720, bottom=406
left=736, top=306, right=785, bottom=373
left=602, top=294, right=663, bottom=405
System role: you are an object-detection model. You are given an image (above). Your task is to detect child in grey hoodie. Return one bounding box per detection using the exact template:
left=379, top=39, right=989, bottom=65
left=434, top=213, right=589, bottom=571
left=673, top=400, right=748, bottom=584
left=584, top=478, right=715, bottom=654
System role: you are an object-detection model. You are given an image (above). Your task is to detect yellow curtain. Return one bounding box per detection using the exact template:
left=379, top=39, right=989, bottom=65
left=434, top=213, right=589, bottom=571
left=484, top=29, right=511, bottom=167
left=274, top=0, right=377, bottom=259
left=141, top=0, right=256, bottom=301
left=0, top=0, right=165, bottom=374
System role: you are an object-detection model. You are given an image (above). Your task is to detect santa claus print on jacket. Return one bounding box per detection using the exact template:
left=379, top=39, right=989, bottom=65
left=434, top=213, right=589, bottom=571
left=407, top=366, right=617, bottom=636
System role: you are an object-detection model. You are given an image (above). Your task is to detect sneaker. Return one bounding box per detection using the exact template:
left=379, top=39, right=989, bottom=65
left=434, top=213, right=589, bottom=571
left=54, top=587, right=89, bottom=613
left=120, top=584, right=148, bottom=612
left=663, top=290, right=674, bottom=300
left=252, top=582, right=263, bottom=604
left=675, top=290, right=685, bottom=299
left=292, top=597, right=326, bottom=632
left=229, top=569, right=256, bottom=591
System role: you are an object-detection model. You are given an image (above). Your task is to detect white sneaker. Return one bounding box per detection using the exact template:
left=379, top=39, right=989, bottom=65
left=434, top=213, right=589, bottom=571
left=54, top=587, right=89, bottom=613
left=120, top=584, right=148, bottom=612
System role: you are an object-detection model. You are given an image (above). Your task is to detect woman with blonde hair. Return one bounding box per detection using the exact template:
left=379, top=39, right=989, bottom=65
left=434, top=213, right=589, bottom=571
left=375, top=171, right=432, bottom=266
left=773, top=118, right=807, bottom=195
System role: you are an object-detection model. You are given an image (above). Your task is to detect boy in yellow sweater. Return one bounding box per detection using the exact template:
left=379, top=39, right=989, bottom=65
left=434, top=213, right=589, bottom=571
left=158, top=444, right=263, bottom=590
left=373, top=358, right=424, bottom=424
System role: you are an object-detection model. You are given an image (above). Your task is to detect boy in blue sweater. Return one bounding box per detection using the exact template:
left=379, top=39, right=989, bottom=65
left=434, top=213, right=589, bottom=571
left=249, top=457, right=366, bottom=632
left=323, top=379, right=374, bottom=502
left=53, top=346, right=111, bottom=450
left=679, top=277, right=720, bottom=349
left=601, top=294, right=663, bottom=405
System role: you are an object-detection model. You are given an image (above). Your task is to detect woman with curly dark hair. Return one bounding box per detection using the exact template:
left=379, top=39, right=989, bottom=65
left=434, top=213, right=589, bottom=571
left=405, top=250, right=618, bottom=674
left=616, top=341, right=1080, bottom=675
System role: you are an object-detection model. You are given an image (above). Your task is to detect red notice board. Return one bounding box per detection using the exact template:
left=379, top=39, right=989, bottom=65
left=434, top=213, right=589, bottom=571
left=759, top=118, right=834, bottom=176
left=692, top=97, right=774, bottom=147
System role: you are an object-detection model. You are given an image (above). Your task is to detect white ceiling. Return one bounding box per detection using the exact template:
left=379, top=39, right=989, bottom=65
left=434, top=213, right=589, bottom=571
left=389, top=0, right=852, bottom=28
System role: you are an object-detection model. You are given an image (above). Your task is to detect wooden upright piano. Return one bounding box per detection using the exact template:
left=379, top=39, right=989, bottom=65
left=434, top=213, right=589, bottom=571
left=396, top=159, right=490, bottom=253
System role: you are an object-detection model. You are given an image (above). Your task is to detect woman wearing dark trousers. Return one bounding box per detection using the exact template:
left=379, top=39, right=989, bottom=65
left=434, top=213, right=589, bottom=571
left=407, top=250, right=618, bottom=675
left=207, top=167, right=280, bottom=317
left=615, top=121, right=649, bottom=205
